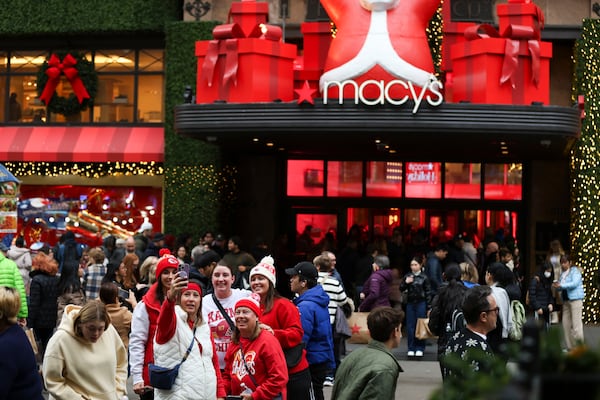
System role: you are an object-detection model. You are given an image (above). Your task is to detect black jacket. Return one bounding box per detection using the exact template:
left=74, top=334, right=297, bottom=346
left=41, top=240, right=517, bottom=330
left=428, top=280, right=468, bottom=356
left=28, top=270, right=60, bottom=330
left=399, top=272, right=433, bottom=306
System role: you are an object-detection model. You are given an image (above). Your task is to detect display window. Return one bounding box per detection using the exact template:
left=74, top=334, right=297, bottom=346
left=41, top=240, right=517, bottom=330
left=484, top=163, right=522, bottom=200
left=405, top=162, right=442, bottom=198
left=445, top=162, right=481, bottom=199
left=366, top=161, right=403, bottom=197
left=287, top=160, right=324, bottom=196
left=327, top=161, right=362, bottom=197
left=17, top=185, right=162, bottom=247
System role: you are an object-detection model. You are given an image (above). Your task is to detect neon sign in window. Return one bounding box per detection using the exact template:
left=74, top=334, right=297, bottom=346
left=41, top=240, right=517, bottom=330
left=405, top=162, right=441, bottom=198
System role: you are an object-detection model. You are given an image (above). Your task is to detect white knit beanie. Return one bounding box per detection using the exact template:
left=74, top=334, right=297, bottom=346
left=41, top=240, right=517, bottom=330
left=249, top=255, right=277, bottom=286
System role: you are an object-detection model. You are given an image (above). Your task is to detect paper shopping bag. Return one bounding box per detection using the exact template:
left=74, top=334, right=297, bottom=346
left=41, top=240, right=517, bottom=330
left=346, top=312, right=371, bottom=344
left=415, top=317, right=437, bottom=340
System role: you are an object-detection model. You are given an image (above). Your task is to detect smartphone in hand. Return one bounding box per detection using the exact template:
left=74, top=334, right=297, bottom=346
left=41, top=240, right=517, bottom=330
left=118, top=288, right=130, bottom=299
left=178, top=263, right=190, bottom=279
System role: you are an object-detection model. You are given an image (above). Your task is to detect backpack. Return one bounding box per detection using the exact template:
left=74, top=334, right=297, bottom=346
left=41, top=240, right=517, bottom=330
left=509, top=299, right=526, bottom=341
left=449, top=308, right=465, bottom=334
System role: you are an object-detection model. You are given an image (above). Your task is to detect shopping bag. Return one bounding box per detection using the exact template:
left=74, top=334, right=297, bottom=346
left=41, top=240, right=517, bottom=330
left=25, top=328, right=39, bottom=355
left=415, top=317, right=437, bottom=340
left=346, top=312, right=371, bottom=344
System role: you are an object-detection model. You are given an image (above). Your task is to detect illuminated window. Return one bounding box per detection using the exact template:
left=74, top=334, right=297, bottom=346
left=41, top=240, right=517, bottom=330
left=405, top=162, right=442, bottom=198
left=484, top=163, right=522, bottom=200
left=366, top=161, right=402, bottom=197
left=1, top=49, right=164, bottom=124
left=445, top=162, right=481, bottom=199
left=328, top=161, right=363, bottom=197
left=287, top=160, right=324, bottom=196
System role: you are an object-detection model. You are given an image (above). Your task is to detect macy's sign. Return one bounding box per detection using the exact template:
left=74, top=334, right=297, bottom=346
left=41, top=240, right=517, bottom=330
left=322, top=79, right=444, bottom=114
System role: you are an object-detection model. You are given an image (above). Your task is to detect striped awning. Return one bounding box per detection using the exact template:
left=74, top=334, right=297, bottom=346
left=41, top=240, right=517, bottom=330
left=0, top=126, right=164, bottom=162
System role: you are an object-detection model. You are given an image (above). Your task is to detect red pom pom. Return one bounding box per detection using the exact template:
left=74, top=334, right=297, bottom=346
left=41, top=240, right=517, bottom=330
left=159, top=248, right=171, bottom=257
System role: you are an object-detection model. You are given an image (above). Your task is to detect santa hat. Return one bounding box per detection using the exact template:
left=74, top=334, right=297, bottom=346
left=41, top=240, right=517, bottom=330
left=155, top=255, right=179, bottom=280
left=182, top=282, right=202, bottom=296
left=235, top=293, right=262, bottom=318
left=249, top=255, right=277, bottom=286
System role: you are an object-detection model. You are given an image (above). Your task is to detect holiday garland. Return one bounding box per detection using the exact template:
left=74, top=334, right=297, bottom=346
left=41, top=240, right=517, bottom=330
left=37, top=52, right=98, bottom=116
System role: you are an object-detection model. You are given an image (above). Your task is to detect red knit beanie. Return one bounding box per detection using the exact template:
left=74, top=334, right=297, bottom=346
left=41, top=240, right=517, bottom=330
left=235, top=293, right=262, bottom=318
left=155, top=255, right=179, bottom=280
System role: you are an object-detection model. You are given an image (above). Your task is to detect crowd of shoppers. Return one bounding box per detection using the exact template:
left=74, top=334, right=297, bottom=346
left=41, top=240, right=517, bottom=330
left=0, top=225, right=591, bottom=399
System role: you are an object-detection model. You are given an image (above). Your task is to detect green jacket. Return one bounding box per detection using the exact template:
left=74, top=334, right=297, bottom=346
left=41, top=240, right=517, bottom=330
left=331, top=340, right=402, bottom=400
left=0, top=251, right=28, bottom=318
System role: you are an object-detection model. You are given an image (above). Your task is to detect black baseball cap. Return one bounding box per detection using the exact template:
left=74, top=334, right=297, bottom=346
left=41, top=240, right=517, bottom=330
left=285, top=261, right=318, bottom=280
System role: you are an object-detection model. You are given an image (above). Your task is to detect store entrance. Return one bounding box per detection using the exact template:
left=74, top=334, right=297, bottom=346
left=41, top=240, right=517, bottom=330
left=292, top=206, right=520, bottom=258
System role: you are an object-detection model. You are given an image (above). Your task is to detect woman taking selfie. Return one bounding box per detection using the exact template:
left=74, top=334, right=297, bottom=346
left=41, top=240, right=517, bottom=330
left=130, top=254, right=180, bottom=398
left=223, top=293, right=288, bottom=399
left=153, top=273, right=226, bottom=399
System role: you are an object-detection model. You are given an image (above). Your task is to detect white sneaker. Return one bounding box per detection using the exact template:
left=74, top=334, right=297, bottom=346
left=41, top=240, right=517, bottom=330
left=415, top=350, right=424, bottom=357
left=407, top=351, right=415, bottom=357
left=323, top=377, right=334, bottom=387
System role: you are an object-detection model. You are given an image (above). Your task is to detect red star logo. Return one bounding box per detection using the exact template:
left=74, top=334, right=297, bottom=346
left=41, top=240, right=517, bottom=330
left=295, top=80, right=316, bottom=105
left=351, top=323, right=361, bottom=335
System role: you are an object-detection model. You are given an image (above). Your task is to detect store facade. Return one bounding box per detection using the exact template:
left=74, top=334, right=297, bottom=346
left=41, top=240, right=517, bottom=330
left=175, top=0, right=583, bottom=277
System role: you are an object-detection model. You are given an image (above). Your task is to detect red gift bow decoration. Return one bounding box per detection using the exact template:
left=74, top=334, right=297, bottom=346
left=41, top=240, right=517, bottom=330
left=39, top=54, right=91, bottom=105
left=464, top=22, right=542, bottom=89
left=201, top=22, right=282, bottom=88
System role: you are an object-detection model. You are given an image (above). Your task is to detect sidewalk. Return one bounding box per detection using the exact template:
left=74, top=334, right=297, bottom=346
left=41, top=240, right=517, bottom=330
left=45, top=323, right=600, bottom=399
left=322, top=323, right=600, bottom=400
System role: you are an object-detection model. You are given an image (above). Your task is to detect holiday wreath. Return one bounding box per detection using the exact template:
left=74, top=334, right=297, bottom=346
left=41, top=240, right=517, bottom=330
left=37, top=52, right=98, bottom=116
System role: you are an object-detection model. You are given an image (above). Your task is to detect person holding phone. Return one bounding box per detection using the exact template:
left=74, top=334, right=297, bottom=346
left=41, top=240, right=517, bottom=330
left=130, top=254, right=179, bottom=399
left=153, top=269, right=226, bottom=399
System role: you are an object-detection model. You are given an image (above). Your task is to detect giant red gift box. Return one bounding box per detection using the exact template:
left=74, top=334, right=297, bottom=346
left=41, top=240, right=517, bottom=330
left=196, top=32, right=297, bottom=103
left=450, top=36, right=552, bottom=105
left=497, top=1, right=544, bottom=36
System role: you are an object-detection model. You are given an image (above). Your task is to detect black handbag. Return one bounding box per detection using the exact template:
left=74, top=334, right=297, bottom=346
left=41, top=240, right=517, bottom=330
left=148, top=328, right=196, bottom=390
left=283, top=342, right=305, bottom=368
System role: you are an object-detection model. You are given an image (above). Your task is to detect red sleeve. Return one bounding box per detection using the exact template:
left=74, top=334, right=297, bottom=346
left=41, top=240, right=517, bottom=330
left=253, top=332, right=289, bottom=400
left=213, top=338, right=227, bottom=398
left=222, top=344, right=234, bottom=394
left=270, top=299, right=304, bottom=349
left=155, top=298, right=177, bottom=344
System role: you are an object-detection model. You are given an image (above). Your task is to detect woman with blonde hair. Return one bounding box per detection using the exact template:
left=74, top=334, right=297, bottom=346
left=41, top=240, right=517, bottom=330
left=137, top=255, right=158, bottom=299
left=43, top=300, right=128, bottom=399
left=0, top=286, right=44, bottom=399
left=459, top=262, right=479, bottom=288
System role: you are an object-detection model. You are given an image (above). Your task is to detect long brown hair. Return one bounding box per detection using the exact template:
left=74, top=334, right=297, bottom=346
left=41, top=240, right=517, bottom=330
left=121, top=253, right=139, bottom=289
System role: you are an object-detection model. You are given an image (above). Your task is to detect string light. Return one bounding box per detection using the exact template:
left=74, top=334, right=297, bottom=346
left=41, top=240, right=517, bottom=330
left=571, top=19, right=600, bottom=323
left=3, top=161, right=164, bottom=178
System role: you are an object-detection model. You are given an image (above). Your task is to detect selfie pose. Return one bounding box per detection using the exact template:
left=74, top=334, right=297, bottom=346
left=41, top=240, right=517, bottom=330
left=153, top=272, right=226, bottom=399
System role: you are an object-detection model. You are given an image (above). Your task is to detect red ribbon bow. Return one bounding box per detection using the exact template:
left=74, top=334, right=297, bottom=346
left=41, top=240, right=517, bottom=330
left=201, top=23, right=283, bottom=88
left=39, top=54, right=91, bottom=105
left=464, top=23, right=541, bottom=89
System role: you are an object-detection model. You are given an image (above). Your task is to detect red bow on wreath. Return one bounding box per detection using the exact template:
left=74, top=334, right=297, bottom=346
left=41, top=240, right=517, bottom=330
left=39, top=54, right=91, bottom=105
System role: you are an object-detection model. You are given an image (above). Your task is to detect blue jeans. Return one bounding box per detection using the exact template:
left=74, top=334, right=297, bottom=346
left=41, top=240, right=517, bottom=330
left=406, top=300, right=427, bottom=352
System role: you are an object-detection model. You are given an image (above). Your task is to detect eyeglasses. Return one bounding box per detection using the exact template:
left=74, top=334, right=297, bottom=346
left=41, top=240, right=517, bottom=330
left=483, top=307, right=500, bottom=314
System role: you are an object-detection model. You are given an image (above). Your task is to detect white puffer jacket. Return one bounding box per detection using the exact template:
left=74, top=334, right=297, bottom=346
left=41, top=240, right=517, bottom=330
left=153, top=306, right=217, bottom=400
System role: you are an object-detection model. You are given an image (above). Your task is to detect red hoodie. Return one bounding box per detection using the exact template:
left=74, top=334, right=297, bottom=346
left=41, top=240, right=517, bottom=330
left=223, top=330, right=288, bottom=399
left=260, top=297, right=310, bottom=374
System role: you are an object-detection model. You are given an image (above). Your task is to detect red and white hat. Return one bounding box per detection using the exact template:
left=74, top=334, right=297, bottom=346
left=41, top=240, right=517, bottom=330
left=155, top=255, right=179, bottom=280
left=249, top=255, right=277, bottom=286
left=235, top=293, right=262, bottom=318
